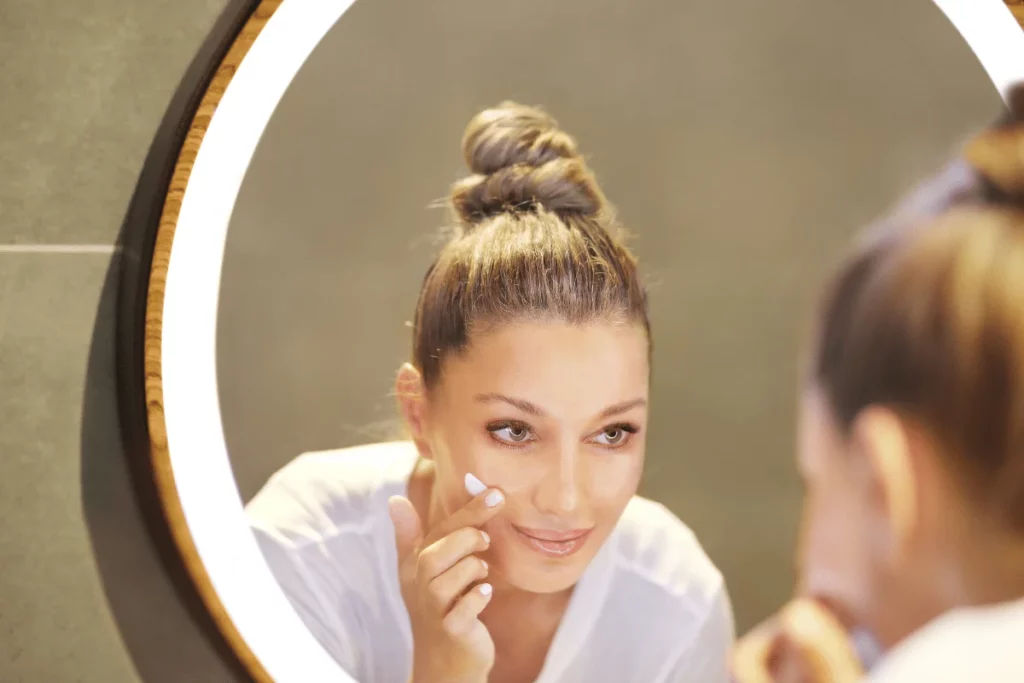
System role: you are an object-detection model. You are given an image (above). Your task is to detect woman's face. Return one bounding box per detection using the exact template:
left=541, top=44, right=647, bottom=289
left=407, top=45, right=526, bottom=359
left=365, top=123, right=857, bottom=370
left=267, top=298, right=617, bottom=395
left=795, top=387, right=880, bottom=626
left=421, top=319, right=649, bottom=594
left=795, top=386, right=942, bottom=649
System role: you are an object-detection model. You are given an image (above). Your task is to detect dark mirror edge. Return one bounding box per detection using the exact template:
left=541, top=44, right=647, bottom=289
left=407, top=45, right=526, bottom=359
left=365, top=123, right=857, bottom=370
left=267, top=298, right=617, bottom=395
left=111, top=1, right=265, bottom=681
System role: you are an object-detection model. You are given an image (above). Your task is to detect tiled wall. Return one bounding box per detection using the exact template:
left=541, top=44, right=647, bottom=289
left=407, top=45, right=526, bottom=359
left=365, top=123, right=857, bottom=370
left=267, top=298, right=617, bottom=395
left=0, top=1, right=239, bottom=681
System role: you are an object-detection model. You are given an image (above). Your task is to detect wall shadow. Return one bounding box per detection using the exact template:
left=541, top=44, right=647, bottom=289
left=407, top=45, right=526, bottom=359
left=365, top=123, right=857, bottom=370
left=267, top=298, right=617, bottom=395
left=80, top=253, right=244, bottom=683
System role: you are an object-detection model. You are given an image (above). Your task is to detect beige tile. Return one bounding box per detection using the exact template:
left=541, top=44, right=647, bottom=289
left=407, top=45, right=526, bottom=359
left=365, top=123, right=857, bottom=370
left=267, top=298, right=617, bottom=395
left=0, top=254, right=234, bottom=683
left=0, top=0, right=225, bottom=244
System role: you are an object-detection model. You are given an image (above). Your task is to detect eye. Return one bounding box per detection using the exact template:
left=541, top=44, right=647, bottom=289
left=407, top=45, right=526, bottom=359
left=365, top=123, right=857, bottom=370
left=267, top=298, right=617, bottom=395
left=487, top=421, right=536, bottom=446
left=591, top=423, right=638, bottom=448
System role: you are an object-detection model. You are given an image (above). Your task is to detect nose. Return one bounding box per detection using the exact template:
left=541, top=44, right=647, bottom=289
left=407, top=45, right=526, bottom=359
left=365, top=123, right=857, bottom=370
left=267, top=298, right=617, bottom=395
left=532, top=441, right=584, bottom=516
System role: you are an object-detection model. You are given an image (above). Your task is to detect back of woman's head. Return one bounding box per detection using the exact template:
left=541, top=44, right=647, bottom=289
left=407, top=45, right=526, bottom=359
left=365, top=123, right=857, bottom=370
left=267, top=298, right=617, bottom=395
left=811, top=84, right=1024, bottom=533
left=411, top=101, right=649, bottom=389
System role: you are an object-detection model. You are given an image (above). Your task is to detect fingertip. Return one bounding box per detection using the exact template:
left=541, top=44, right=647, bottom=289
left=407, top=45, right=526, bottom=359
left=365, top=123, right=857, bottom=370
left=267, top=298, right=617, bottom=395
left=464, top=472, right=487, bottom=496
left=783, top=599, right=839, bottom=643
left=388, top=496, right=419, bottom=532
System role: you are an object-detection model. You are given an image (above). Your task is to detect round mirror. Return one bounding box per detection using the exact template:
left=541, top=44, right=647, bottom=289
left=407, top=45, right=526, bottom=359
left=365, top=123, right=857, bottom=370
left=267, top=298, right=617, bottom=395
left=116, top=1, right=1024, bottom=681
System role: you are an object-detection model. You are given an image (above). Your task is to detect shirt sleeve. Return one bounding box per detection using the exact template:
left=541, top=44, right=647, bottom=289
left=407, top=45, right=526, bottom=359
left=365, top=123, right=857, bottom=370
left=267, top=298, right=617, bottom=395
left=659, top=583, right=736, bottom=683
left=250, top=525, right=365, bottom=678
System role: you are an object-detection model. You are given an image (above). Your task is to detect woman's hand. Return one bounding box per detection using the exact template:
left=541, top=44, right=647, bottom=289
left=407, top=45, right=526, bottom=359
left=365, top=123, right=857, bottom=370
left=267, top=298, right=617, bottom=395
left=730, top=599, right=865, bottom=683
left=389, top=486, right=506, bottom=683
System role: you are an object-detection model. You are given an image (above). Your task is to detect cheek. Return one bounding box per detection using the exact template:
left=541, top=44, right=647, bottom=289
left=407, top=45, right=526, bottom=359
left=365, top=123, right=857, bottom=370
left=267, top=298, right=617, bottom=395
left=585, top=455, right=644, bottom=509
left=429, top=414, right=643, bottom=517
left=428, top=429, right=547, bottom=515
left=800, top=486, right=876, bottom=609
left=465, top=451, right=642, bottom=520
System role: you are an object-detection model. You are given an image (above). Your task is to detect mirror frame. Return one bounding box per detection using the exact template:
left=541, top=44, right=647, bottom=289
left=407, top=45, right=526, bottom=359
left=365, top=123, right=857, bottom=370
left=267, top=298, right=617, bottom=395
left=114, top=1, right=1024, bottom=681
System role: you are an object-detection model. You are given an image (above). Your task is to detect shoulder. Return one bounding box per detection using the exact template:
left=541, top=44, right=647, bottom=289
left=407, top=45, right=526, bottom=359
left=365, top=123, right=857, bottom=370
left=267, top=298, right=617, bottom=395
left=611, top=496, right=726, bottom=609
left=603, top=496, right=732, bottom=649
left=868, top=599, right=1024, bottom=683
left=245, top=440, right=419, bottom=547
left=575, top=497, right=733, bottom=678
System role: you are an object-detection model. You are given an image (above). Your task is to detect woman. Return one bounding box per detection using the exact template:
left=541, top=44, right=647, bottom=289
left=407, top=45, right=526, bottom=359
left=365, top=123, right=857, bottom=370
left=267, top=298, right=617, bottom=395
left=246, top=101, right=734, bottom=683
left=732, top=94, right=1024, bottom=682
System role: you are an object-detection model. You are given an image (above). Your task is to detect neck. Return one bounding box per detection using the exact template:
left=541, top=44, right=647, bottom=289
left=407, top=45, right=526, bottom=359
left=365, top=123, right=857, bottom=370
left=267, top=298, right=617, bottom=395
left=880, top=531, right=1024, bottom=651
left=945, top=526, right=1024, bottom=607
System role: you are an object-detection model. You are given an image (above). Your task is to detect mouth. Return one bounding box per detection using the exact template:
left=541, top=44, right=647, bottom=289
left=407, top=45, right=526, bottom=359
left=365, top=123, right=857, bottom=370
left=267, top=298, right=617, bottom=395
left=511, top=524, right=593, bottom=558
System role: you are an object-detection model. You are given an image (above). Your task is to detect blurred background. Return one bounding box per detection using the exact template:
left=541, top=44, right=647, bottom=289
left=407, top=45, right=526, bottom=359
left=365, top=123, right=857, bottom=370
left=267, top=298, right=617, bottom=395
left=216, top=0, right=1000, bottom=632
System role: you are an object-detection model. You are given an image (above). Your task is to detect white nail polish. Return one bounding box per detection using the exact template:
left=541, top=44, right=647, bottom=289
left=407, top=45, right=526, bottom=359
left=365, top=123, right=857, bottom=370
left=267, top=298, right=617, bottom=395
left=480, top=530, right=490, bottom=546
left=479, top=583, right=493, bottom=596
left=464, top=472, right=487, bottom=496
left=484, top=490, right=504, bottom=508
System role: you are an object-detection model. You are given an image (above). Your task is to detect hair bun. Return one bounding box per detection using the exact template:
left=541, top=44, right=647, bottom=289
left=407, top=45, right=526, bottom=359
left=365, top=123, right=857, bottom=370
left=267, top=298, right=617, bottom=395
left=964, top=82, right=1024, bottom=201
left=964, top=124, right=1024, bottom=200
left=449, top=101, right=608, bottom=224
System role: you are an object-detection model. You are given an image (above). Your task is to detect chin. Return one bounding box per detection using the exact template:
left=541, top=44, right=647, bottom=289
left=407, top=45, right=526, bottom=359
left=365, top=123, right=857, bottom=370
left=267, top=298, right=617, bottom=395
left=497, top=558, right=586, bottom=594
left=487, top=528, right=600, bottom=594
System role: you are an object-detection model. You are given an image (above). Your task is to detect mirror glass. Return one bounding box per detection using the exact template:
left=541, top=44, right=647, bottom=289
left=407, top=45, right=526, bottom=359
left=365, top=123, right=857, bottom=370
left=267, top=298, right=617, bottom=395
left=151, top=0, right=1016, bottom=680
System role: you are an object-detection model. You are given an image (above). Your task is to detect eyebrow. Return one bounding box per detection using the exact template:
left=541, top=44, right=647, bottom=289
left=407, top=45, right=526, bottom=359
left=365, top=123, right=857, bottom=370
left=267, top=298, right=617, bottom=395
left=474, top=393, right=647, bottom=419
left=599, top=398, right=647, bottom=419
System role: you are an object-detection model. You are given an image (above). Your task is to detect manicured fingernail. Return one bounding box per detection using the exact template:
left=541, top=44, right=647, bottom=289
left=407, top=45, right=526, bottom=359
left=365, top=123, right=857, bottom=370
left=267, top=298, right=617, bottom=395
left=480, top=530, right=490, bottom=546
left=479, top=583, right=493, bottom=596
left=485, top=490, right=504, bottom=507
left=480, top=559, right=488, bottom=570
left=465, top=473, right=486, bottom=496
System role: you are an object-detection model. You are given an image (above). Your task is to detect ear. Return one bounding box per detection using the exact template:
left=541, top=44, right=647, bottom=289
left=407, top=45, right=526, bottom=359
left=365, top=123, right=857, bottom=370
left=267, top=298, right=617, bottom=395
left=395, top=363, right=435, bottom=460
left=850, top=406, right=918, bottom=561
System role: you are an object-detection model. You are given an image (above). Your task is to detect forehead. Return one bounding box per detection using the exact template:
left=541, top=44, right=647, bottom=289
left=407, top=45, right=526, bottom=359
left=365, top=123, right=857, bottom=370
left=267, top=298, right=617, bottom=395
left=439, top=319, right=650, bottom=411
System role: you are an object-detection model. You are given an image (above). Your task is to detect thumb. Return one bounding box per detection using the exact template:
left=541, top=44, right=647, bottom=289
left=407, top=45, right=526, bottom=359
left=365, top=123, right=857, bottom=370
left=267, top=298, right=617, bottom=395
left=388, top=495, right=424, bottom=564
left=781, top=601, right=863, bottom=683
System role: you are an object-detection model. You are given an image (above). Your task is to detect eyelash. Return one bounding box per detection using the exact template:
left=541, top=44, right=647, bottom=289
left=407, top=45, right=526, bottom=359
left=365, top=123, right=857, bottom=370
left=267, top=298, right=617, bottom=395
left=485, top=420, right=640, bottom=451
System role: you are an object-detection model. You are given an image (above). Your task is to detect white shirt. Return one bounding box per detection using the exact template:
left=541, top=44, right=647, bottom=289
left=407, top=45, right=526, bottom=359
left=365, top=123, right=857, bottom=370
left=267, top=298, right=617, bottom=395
left=866, top=596, right=1024, bottom=683
left=246, top=441, right=734, bottom=683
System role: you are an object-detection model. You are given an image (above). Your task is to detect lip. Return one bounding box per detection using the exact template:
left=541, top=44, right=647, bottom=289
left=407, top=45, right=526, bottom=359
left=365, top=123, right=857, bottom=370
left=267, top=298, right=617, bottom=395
left=512, top=524, right=593, bottom=558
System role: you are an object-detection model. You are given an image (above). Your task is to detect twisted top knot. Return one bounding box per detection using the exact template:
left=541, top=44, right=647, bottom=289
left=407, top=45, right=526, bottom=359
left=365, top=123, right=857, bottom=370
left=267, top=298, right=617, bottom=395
left=964, top=83, right=1024, bottom=204
left=449, top=101, right=608, bottom=225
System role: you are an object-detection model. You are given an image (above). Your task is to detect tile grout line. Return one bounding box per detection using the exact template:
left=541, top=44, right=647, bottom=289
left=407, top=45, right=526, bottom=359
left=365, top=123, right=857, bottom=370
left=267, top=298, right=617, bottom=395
left=0, top=245, right=118, bottom=254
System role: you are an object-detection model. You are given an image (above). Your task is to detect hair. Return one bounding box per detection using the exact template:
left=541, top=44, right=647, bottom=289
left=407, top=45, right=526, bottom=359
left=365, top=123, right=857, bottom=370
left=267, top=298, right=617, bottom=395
left=811, top=84, right=1024, bottom=533
left=410, top=101, right=649, bottom=390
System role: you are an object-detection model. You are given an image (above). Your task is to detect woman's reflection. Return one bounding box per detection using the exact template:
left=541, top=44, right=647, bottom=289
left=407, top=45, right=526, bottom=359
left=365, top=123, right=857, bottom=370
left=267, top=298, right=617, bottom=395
left=732, top=91, right=1024, bottom=682
left=245, top=102, right=733, bottom=683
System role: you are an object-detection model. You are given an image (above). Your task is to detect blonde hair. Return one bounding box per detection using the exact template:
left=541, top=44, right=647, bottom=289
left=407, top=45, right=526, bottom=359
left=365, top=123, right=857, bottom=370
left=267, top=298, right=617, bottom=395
left=812, top=86, right=1024, bottom=532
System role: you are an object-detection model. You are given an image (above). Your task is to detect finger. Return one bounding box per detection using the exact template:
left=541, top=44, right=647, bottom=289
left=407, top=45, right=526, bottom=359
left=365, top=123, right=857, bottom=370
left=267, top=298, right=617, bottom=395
left=423, top=487, right=505, bottom=547
left=388, top=496, right=424, bottom=565
left=731, top=616, right=783, bottom=683
left=417, top=526, right=490, bottom=583
left=427, top=554, right=489, bottom=613
left=779, top=600, right=863, bottom=682
left=442, top=583, right=494, bottom=637
left=771, top=634, right=818, bottom=683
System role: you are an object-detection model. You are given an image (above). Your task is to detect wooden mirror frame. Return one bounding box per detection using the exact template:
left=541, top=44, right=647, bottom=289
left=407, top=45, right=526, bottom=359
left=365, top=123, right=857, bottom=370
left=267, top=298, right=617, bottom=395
left=113, top=2, right=1024, bottom=681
